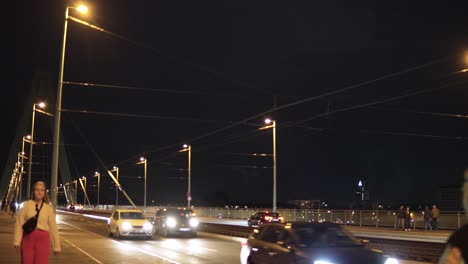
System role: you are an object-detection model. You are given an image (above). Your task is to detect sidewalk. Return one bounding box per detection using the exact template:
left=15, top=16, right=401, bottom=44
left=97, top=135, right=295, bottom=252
left=0, top=212, right=95, bottom=264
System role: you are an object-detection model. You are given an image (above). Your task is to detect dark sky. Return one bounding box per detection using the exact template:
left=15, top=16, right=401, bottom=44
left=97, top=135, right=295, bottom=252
left=3, top=0, right=468, bottom=208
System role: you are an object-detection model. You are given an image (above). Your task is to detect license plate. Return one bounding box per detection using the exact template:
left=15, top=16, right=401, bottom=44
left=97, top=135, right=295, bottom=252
left=179, top=228, right=190, bottom=231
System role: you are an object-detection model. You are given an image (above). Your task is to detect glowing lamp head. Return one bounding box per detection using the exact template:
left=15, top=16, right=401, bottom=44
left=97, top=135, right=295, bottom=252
left=26, top=135, right=31, bottom=140
left=82, top=176, right=86, bottom=179
left=76, top=5, right=88, bottom=14
left=183, top=144, right=189, bottom=148
left=95, top=171, right=99, bottom=176
left=113, top=166, right=118, bottom=170
left=265, top=118, right=272, bottom=124
left=21, top=152, right=25, bottom=155
left=140, top=157, right=146, bottom=162
left=38, top=102, right=45, bottom=108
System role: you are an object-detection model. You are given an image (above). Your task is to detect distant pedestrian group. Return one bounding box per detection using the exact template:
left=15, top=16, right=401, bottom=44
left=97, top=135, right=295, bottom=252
left=395, top=204, right=439, bottom=231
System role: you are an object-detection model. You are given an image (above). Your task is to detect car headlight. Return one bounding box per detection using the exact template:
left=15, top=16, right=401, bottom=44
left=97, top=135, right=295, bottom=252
left=384, top=258, right=399, bottom=264
left=121, top=222, right=132, bottom=231
left=189, top=218, right=199, bottom=227
left=143, top=222, right=153, bottom=230
left=314, top=261, right=335, bottom=264
left=166, top=217, right=177, bottom=228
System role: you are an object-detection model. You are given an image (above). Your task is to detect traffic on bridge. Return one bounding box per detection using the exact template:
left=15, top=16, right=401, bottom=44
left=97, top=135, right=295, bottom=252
left=2, top=1, right=468, bottom=263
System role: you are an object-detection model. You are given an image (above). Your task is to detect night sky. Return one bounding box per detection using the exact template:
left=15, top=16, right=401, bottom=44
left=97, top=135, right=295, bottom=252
left=3, top=1, right=468, bottom=209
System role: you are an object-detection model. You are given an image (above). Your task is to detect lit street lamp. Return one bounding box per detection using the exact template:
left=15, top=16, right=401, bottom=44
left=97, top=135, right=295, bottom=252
left=27, top=102, right=46, bottom=198
left=260, top=118, right=277, bottom=212
left=111, top=166, right=119, bottom=207
left=181, top=144, right=192, bottom=208
left=137, top=158, right=147, bottom=209
left=51, top=4, right=88, bottom=208
left=95, top=171, right=100, bottom=207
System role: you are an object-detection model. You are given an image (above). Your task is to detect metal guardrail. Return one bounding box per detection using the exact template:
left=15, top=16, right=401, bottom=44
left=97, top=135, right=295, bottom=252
left=81, top=205, right=467, bottom=230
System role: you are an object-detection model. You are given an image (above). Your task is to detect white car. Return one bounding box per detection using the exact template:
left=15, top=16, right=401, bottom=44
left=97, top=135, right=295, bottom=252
left=108, top=209, right=153, bottom=239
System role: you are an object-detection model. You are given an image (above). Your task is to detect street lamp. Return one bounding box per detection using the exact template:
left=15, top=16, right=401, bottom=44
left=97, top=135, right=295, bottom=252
left=111, top=166, right=119, bottom=207
left=27, top=102, right=46, bottom=198
left=51, top=4, right=88, bottom=208
left=260, top=118, right=277, bottom=212
left=137, top=158, right=147, bottom=209
left=181, top=144, right=192, bottom=208
left=95, top=171, right=100, bottom=207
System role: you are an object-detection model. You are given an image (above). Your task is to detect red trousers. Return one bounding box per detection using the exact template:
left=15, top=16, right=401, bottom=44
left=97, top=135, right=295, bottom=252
left=21, top=229, right=50, bottom=264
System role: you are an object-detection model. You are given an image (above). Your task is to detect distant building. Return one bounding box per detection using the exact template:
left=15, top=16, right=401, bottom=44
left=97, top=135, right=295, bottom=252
left=287, top=200, right=321, bottom=209
left=438, top=184, right=462, bottom=210
left=354, top=180, right=370, bottom=209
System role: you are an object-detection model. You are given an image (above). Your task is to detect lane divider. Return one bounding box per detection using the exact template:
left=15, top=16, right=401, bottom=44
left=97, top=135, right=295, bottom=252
left=61, top=236, right=103, bottom=264
left=58, top=220, right=181, bottom=264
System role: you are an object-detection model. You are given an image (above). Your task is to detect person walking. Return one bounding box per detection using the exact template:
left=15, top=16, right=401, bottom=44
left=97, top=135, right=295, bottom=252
left=431, top=204, right=440, bottom=230
left=404, top=206, right=413, bottom=231
left=13, top=181, right=61, bottom=264
left=395, top=205, right=406, bottom=230
left=10, top=199, right=17, bottom=215
left=423, top=205, right=432, bottom=231
left=438, top=169, right=468, bottom=263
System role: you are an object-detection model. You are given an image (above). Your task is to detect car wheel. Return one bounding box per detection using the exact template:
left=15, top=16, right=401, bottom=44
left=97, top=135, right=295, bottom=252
left=108, top=226, right=113, bottom=237
left=115, top=227, right=121, bottom=239
left=190, top=232, right=197, bottom=238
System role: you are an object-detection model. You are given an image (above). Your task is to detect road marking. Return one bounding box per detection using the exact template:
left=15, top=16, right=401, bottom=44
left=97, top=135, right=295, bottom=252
left=61, top=236, right=103, bottom=264
left=58, top=220, right=181, bottom=264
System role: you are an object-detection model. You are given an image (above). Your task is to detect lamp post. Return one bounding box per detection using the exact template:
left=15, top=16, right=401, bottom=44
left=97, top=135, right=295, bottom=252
left=137, top=158, right=147, bottom=209
left=27, top=102, right=46, bottom=198
left=51, top=5, right=88, bottom=208
left=261, top=118, right=277, bottom=212
left=181, top=144, right=192, bottom=208
left=95, top=171, right=100, bottom=208
left=111, top=166, right=119, bottom=207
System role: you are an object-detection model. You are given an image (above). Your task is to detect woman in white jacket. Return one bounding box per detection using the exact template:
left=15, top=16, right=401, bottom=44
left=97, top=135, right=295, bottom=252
left=13, top=181, right=61, bottom=264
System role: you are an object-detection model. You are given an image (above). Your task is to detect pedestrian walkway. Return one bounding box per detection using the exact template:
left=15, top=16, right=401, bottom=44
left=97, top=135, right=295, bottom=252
left=0, top=212, right=92, bottom=263
left=0, top=211, right=172, bottom=264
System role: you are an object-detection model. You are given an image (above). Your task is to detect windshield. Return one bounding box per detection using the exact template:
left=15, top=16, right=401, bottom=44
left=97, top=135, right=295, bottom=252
left=294, top=226, right=359, bottom=248
left=120, top=212, right=145, bottom=219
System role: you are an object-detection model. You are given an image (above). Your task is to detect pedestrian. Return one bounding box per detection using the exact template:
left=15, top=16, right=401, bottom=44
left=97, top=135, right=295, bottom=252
left=431, top=204, right=440, bottom=230
left=13, top=181, right=61, bottom=263
left=1, top=196, right=6, bottom=212
left=404, top=206, right=412, bottom=231
left=438, top=169, right=468, bottom=263
left=10, top=199, right=17, bottom=215
left=423, top=205, right=432, bottom=231
left=395, top=205, right=406, bottom=230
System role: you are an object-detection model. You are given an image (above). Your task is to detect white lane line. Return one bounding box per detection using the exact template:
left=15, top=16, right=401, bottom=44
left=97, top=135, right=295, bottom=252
left=58, top=220, right=181, bottom=264
left=113, top=241, right=181, bottom=264
left=61, top=237, right=103, bottom=264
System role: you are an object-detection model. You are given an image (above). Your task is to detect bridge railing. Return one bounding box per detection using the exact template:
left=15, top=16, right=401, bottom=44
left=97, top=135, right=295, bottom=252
left=81, top=205, right=467, bottom=230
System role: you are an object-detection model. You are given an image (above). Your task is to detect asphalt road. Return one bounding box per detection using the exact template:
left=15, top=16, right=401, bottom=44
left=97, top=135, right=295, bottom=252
left=58, top=212, right=242, bottom=264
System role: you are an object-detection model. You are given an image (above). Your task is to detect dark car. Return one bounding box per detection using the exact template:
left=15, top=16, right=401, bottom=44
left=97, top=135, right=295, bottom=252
left=248, top=212, right=284, bottom=227
left=240, top=222, right=399, bottom=264
left=153, top=208, right=199, bottom=237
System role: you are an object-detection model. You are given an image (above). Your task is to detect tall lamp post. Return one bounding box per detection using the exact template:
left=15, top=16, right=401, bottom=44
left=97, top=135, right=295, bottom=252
left=260, top=118, right=277, bottom=212
left=111, top=166, right=119, bottom=207
left=94, top=171, right=100, bottom=208
left=181, top=144, right=192, bottom=208
left=51, top=4, right=88, bottom=208
left=137, top=158, right=147, bottom=209
left=27, top=102, right=46, bottom=197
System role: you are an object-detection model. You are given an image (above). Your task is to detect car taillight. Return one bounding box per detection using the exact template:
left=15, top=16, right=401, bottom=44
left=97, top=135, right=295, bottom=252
left=241, top=239, right=248, bottom=246
left=264, top=216, right=272, bottom=221
left=278, top=216, right=284, bottom=221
